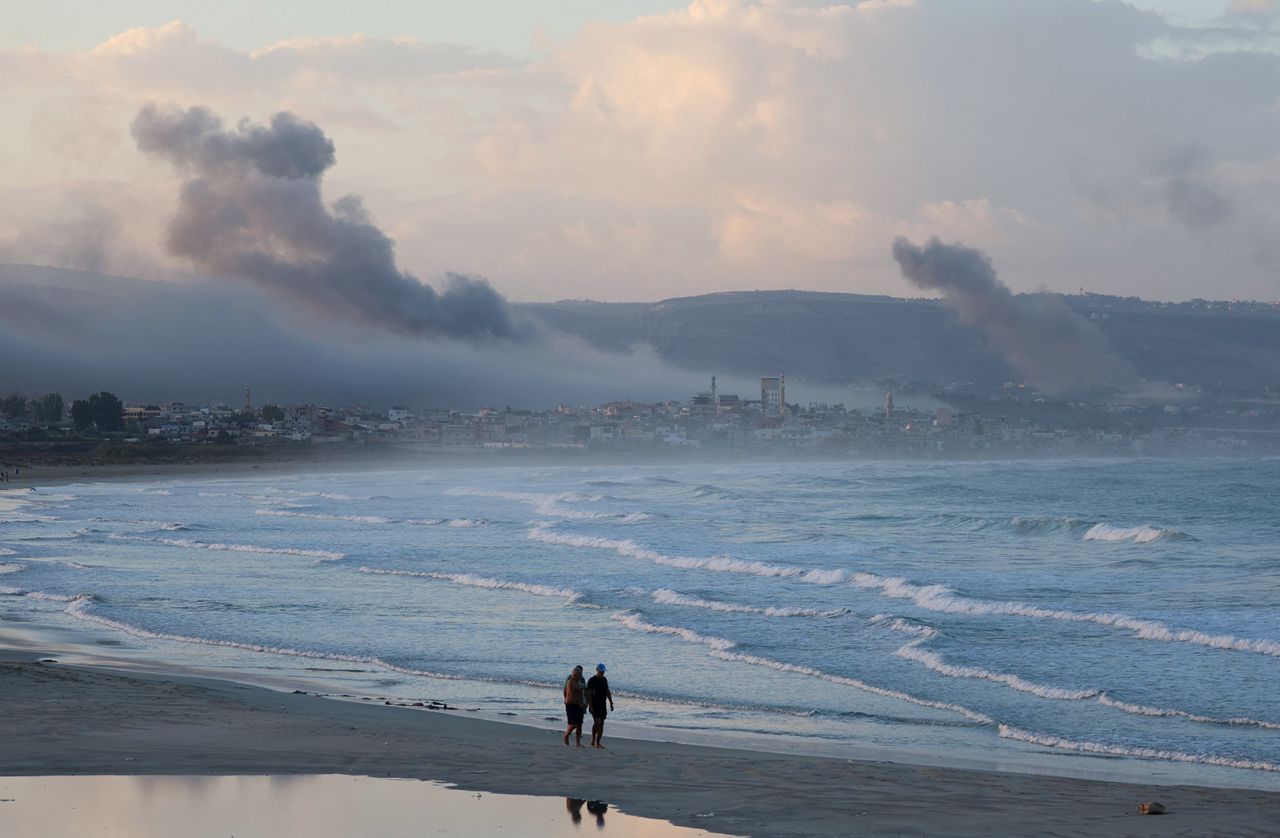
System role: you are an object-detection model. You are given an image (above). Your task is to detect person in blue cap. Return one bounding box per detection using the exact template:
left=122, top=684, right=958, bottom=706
left=586, top=663, right=614, bottom=748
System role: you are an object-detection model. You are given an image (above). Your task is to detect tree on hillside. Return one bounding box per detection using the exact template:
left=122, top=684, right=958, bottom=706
left=70, top=399, right=93, bottom=431
left=31, top=393, right=64, bottom=425
left=88, top=392, right=125, bottom=432
left=1, top=394, right=26, bottom=420
left=261, top=404, right=286, bottom=423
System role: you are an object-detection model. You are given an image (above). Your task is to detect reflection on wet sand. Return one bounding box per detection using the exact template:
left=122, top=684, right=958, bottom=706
left=0, top=776, right=734, bottom=837
left=566, top=798, right=611, bottom=829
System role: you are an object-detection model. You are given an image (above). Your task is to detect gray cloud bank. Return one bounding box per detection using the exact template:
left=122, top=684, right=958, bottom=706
left=132, top=103, right=516, bottom=341
left=891, top=237, right=1139, bottom=395
left=0, top=264, right=727, bottom=409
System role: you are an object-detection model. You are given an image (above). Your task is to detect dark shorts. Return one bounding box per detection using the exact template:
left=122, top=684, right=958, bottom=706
left=565, top=703, right=585, bottom=725
left=590, top=706, right=607, bottom=720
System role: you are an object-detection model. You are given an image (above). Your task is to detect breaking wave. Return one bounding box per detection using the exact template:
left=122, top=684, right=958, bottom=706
left=358, top=566, right=581, bottom=601
left=107, top=534, right=345, bottom=562
left=998, top=725, right=1280, bottom=772
left=652, top=588, right=848, bottom=618
left=529, top=524, right=845, bottom=584
left=611, top=612, right=993, bottom=724
left=447, top=518, right=486, bottom=528
left=1082, top=523, right=1188, bottom=543
left=445, top=487, right=642, bottom=522
left=255, top=509, right=394, bottom=525
left=849, top=571, right=1280, bottom=658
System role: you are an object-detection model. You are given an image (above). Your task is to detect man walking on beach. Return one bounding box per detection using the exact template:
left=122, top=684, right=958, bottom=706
left=586, top=663, right=614, bottom=749
left=564, top=665, right=587, bottom=747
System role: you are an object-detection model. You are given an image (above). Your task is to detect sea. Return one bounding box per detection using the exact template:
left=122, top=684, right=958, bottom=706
left=3, top=458, right=1278, bottom=790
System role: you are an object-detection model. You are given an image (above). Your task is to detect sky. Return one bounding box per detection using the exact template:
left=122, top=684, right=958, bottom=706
left=2, top=0, right=1279, bottom=303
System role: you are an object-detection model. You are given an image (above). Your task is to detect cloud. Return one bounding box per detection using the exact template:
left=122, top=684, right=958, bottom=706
left=2, top=3, right=1280, bottom=302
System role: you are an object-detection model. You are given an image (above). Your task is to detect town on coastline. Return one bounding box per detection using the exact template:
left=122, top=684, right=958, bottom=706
left=3, top=373, right=1278, bottom=467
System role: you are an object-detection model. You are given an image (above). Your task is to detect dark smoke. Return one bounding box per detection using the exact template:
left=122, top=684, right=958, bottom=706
left=891, top=237, right=1138, bottom=395
left=132, top=103, right=517, bottom=340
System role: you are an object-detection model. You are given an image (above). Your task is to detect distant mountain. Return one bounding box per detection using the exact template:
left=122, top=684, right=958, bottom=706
left=525, top=291, right=1280, bottom=392
left=4, top=264, right=1279, bottom=400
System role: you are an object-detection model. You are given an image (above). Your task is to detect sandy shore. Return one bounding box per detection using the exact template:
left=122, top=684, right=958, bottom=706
left=3, top=649, right=1277, bottom=837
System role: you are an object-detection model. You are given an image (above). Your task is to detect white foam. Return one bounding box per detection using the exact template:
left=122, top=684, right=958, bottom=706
left=871, top=616, right=1280, bottom=728
left=0, top=585, right=80, bottom=602
left=446, top=487, right=641, bottom=521
left=610, top=612, right=993, bottom=724
left=95, top=518, right=190, bottom=531
left=998, top=724, right=1280, bottom=772
left=264, top=488, right=375, bottom=501
left=447, top=518, right=487, bottom=528
left=358, top=566, right=581, bottom=601
left=1096, top=694, right=1280, bottom=731
left=1083, top=523, right=1181, bottom=543
left=849, top=571, right=1280, bottom=658
left=138, top=489, right=173, bottom=496
left=107, top=534, right=345, bottom=562
left=871, top=615, right=1100, bottom=701
left=652, top=589, right=847, bottom=618
left=255, top=509, right=394, bottom=525
left=0, top=546, right=18, bottom=556
left=529, top=524, right=845, bottom=583
left=0, top=561, right=23, bottom=573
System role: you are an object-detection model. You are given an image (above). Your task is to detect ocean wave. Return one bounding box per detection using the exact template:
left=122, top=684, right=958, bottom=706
left=264, top=488, right=376, bottom=501
left=529, top=524, right=844, bottom=584
left=998, top=725, right=1280, bottom=772
left=107, top=534, right=345, bottom=562
left=871, top=616, right=1280, bottom=727
left=63, top=597, right=467, bottom=680
left=1082, top=523, right=1189, bottom=543
left=255, top=509, right=395, bottom=525
left=447, top=518, right=487, bottom=528
left=611, top=612, right=993, bottom=724
left=1095, top=694, right=1280, bottom=731
left=0, top=546, right=18, bottom=556
left=652, top=588, right=848, bottom=618
left=445, top=487, right=633, bottom=521
left=849, top=571, right=1280, bottom=658
left=137, top=489, right=173, bottom=496
left=0, top=585, right=82, bottom=602
left=358, top=566, right=581, bottom=601
left=94, top=518, right=191, bottom=531
left=0, top=562, right=26, bottom=574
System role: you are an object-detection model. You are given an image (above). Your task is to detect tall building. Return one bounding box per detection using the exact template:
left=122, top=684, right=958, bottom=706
left=761, top=375, right=786, bottom=415
left=885, top=391, right=894, bottom=420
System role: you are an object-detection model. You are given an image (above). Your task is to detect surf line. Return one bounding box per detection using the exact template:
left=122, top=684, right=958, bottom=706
left=614, top=610, right=1280, bottom=774
left=533, top=522, right=1280, bottom=659
left=873, top=616, right=1280, bottom=731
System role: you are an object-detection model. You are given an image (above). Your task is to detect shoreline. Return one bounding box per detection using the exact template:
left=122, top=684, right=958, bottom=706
left=4, top=647, right=1280, bottom=837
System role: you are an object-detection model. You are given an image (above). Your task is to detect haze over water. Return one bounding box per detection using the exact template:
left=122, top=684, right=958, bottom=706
left=3, top=457, right=1279, bottom=790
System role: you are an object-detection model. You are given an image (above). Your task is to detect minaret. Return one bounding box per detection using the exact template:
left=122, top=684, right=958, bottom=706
left=711, top=375, right=718, bottom=415
left=244, top=387, right=252, bottom=413
left=885, top=391, right=894, bottom=420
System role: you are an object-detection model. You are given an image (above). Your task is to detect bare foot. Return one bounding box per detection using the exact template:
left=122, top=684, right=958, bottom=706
left=563, top=732, right=570, bottom=746
left=575, top=743, right=584, bottom=748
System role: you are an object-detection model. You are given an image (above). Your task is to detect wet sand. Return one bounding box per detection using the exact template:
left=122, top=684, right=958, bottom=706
left=3, top=649, right=1278, bottom=837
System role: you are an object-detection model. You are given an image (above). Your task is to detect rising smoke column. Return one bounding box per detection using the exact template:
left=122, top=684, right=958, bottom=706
left=891, top=237, right=1137, bottom=394
left=132, top=103, right=517, bottom=340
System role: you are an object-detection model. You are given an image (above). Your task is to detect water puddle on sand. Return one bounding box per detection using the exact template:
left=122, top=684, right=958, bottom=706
left=0, top=775, right=736, bottom=837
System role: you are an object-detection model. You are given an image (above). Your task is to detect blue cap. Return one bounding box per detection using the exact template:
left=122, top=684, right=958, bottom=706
left=596, top=663, right=606, bottom=672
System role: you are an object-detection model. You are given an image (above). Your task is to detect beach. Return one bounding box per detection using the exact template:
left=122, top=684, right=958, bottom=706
left=3, top=647, right=1279, bottom=837
left=5, top=459, right=1280, bottom=835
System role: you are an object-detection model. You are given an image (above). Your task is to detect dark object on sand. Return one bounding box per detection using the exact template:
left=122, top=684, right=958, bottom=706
left=1139, top=801, right=1166, bottom=815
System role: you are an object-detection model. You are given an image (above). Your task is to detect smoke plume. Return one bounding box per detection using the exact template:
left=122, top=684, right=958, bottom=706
left=891, top=237, right=1138, bottom=394
left=132, top=103, right=517, bottom=340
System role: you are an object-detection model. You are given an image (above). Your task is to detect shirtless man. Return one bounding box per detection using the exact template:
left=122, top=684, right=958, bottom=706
left=563, top=665, right=587, bottom=747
